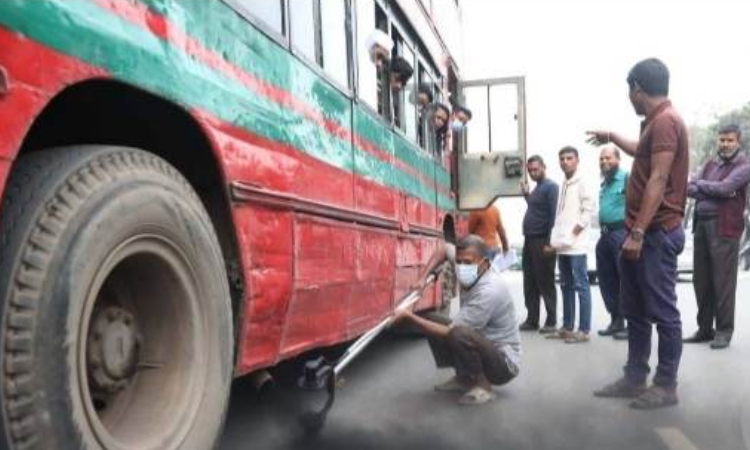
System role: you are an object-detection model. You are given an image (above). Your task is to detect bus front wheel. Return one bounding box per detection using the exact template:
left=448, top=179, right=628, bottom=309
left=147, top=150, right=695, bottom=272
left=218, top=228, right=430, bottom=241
left=0, top=146, right=233, bottom=450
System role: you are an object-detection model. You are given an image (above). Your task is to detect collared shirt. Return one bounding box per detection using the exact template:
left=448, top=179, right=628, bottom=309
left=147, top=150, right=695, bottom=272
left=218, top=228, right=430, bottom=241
left=445, top=244, right=522, bottom=369
left=689, top=153, right=750, bottom=217
left=455, top=269, right=522, bottom=369
left=599, top=168, right=628, bottom=224
left=522, top=178, right=559, bottom=237
left=627, top=101, right=689, bottom=230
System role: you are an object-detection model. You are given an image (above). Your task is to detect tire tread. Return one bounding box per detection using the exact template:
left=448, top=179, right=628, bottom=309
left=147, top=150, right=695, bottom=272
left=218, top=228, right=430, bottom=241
left=0, top=146, right=205, bottom=449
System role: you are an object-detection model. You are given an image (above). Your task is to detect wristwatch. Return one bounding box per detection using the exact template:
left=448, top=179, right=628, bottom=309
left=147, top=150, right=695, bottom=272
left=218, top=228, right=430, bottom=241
left=630, top=227, right=645, bottom=242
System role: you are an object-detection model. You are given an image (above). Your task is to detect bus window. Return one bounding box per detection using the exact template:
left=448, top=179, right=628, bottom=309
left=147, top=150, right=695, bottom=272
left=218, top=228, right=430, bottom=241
left=463, top=85, right=489, bottom=154
left=320, top=0, right=350, bottom=89
left=233, top=0, right=285, bottom=36
left=391, top=29, right=405, bottom=128
left=457, top=77, right=527, bottom=208
left=416, top=64, right=437, bottom=150
left=289, top=0, right=317, bottom=62
left=489, top=83, right=520, bottom=152
left=356, top=0, right=379, bottom=108
left=401, top=44, right=417, bottom=142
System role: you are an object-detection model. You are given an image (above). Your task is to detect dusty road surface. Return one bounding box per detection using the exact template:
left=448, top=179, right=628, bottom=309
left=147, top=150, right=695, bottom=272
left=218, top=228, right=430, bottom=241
left=220, top=271, right=750, bottom=450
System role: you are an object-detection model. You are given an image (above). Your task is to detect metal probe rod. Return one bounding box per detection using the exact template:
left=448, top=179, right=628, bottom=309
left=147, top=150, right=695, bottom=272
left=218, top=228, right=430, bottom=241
left=333, top=272, right=438, bottom=376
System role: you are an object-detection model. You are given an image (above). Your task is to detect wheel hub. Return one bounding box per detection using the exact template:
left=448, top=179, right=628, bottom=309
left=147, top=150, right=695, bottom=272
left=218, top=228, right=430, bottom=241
left=87, top=306, right=140, bottom=394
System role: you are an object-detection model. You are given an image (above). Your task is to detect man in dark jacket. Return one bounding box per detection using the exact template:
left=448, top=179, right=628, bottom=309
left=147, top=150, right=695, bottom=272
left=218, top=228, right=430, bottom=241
left=519, top=155, right=559, bottom=333
left=684, top=124, right=750, bottom=349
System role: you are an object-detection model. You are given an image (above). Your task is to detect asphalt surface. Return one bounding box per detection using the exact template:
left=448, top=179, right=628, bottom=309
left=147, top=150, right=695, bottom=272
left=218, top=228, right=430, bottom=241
left=220, top=271, right=750, bottom=450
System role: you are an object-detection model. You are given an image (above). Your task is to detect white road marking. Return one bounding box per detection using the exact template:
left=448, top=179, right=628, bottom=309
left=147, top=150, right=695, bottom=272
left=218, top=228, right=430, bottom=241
left=655, top=428, right=702, bottom=450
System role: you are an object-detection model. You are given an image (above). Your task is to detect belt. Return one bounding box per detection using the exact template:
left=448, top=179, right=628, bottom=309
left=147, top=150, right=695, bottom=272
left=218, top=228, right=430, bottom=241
left=600, top=221, right=625, bottom=233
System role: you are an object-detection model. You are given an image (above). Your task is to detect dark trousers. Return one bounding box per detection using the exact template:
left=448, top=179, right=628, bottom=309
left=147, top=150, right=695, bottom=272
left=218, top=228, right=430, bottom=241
left=596, top=228, right=627, bottom=321
left=621, top=226, right=685, bottom=388
left=425, top=314, right=517, bottom=386
left=693, top=218, right=740, bottom=339
left=522, top=236, right=557, bottom=326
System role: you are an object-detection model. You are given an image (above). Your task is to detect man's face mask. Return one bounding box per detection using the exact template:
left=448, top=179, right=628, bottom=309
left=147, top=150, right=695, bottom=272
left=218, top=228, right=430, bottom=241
left=450, top=119, right=465, bottom=133
left=456, top=256, right=488, bottom=288
left=456, top=263, right=479, bottom=288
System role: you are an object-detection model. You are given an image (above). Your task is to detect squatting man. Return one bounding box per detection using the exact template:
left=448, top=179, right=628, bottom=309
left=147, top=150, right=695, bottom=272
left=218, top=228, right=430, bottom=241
left=394, top=235, right=522, bottom=406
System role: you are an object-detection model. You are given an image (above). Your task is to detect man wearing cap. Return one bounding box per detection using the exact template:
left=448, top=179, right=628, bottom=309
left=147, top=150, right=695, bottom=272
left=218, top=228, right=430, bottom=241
left=366, top=29, right=396, bottom=121
left=588, top=58, right=689, bottom=409
left=365, top=29, right=392, bottom=70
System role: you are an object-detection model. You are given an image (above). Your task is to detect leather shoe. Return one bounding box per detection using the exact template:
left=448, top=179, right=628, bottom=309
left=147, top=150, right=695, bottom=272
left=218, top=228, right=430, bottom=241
left=593, top=377, right=647, bottom=398
left=598, top=318, right=625, bottom=336
left=539, top=325, right=557, bottom=334
left=710, top=335, right=731, bottom=349
left=519, top=321, right=539, bottom=331
left=683, top=330, right=714, bottom=343
left=629, top=385, right=678, bottom=410
left=612, top=329, right=629, bottom=340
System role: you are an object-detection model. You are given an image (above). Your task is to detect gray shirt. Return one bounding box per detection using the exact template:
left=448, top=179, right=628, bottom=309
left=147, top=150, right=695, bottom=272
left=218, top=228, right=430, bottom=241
left=447, top=245, right=523, bottom=369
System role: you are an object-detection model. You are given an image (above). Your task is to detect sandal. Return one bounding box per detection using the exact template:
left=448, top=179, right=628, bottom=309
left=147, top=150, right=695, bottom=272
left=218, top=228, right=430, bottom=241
left=458, top=386, right=496, bottom=405
left=564, top=331, right=590, bottom=344
left=434, top=376, right=472, bottom=393
left=629, top=385, right=678, bottom=410
left=545, top=328, right=573, bottom=340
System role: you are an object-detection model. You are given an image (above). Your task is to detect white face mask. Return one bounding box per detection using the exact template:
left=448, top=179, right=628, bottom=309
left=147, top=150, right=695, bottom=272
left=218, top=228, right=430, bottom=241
left=450, top=119, right=465, bottom=133
left=456, top=263, right=480, bottom=288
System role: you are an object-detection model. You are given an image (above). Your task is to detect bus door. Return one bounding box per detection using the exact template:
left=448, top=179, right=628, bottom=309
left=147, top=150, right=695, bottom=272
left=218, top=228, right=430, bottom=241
left=456, top=77, right=526, bottom=209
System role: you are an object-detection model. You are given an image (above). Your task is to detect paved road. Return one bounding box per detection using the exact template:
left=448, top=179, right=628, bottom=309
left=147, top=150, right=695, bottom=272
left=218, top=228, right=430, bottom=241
left=220, top=272, right=750, bottom=450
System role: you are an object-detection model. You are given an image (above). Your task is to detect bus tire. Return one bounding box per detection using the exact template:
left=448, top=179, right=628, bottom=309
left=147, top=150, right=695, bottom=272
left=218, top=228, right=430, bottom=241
left=0, top=146, right=233, bottom=450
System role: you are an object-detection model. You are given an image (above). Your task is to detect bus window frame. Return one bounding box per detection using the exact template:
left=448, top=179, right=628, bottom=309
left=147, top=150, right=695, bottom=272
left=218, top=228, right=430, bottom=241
left=416, top=58, right=441, bottom=155
left=459, top=76, right=526, bottom=159
left=223, top=0, right=355, bottom=99
left=222, top=0, right=289, bottom=48
left=351, top=0, right=397, bottom=133
left=223, top=0, right=448, bottom=157
left=288, top=0, right=320, bottom=67
left=318, top=0, right=354, bottom=91
left=387, top=7, right=444, bottom=157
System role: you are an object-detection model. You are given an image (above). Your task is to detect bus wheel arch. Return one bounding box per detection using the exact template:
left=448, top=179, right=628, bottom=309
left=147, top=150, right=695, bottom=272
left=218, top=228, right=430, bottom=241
left=442, top=214, right=457, bottom=244
left=15, top=79, right=246, bottom=329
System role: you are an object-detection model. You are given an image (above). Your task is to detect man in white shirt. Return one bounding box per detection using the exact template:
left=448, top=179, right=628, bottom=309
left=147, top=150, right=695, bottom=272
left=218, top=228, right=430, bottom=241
left=547, top=146, right=595, bottom=343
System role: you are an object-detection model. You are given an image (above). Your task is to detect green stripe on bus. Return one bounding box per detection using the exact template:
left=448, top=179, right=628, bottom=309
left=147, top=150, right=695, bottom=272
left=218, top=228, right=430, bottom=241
left=137, top=0, right=446, bottom=187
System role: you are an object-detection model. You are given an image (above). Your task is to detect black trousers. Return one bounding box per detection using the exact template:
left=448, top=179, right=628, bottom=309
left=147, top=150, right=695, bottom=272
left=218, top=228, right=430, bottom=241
left=424, top=314, right=517, bottom=386
left=693, top=217, right=740, bottom=339
left=522, top=236, right=557, bottom=326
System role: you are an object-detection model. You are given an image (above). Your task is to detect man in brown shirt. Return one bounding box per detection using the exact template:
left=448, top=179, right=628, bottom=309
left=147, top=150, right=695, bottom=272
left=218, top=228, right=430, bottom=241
left=468, top=205, right=509, bottom=256
left=587, top=58, right=688, bottom=410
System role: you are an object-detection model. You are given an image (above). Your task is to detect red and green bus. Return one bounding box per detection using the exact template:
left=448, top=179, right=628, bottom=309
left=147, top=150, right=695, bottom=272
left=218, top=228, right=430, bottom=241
left=0, top=0, right=525, bottom=448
